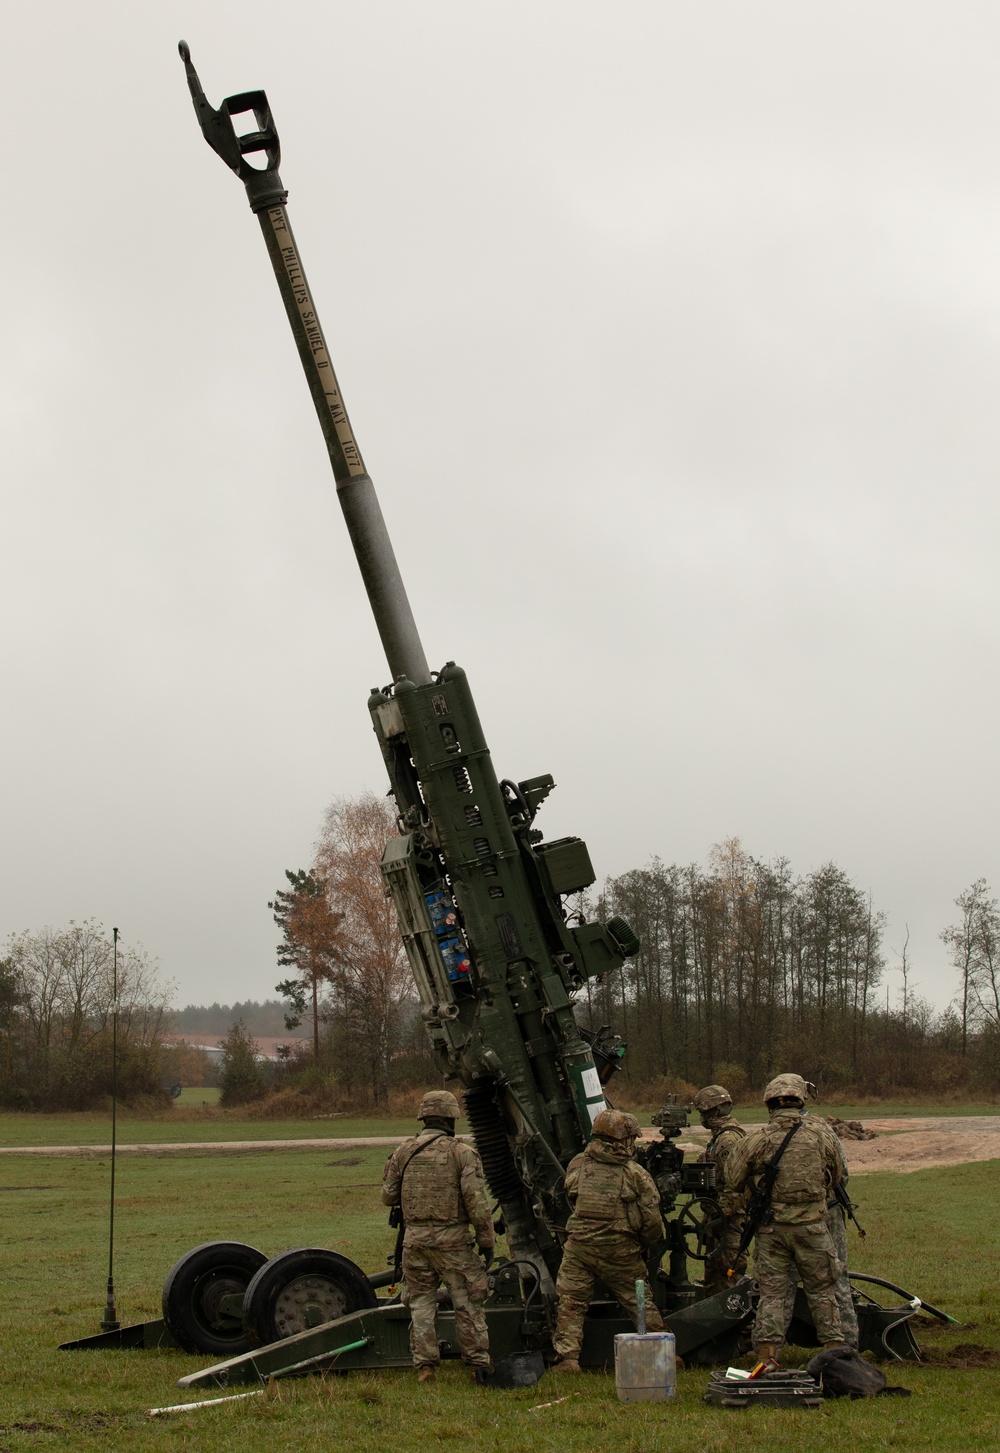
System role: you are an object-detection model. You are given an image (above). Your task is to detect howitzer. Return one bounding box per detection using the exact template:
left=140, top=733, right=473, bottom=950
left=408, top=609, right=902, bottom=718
left=173, top=42, right=638, bottom=1298
left=60, top=46, right=940, bottom=1379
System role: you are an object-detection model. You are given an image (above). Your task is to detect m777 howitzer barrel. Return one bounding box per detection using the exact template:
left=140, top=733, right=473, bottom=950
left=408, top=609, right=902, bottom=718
left=178, top=42, right=429, bottom=687
left=179, top=45, right=640, bottom=1293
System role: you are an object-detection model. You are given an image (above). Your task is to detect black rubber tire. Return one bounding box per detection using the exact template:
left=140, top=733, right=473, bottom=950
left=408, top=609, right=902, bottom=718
left=161, top=1240, right=268, bottom=1356
left=242, top=1247, right=378, bottom=1348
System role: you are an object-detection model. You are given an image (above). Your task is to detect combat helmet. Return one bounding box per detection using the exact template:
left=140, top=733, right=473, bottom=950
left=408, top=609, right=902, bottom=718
left=591, top=1108, right=634, bottom=1141
left=693, top=1084, right=732, bottom=1113
left=417, top=1089, right=462, bottom=1121
left=763, top=1073, right=808, bottom=1106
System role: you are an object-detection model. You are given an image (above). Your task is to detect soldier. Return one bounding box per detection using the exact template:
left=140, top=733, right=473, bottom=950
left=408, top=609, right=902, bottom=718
left=381, top=1089, right=495, bottom=1385
left=692, top=1084, right=747, bottom=1295
left=727, top=1073, right=849, bottom=1371
left=551, top=1109, right=666, bottom=1373
left=783, top=1169, right=860, bottom=1349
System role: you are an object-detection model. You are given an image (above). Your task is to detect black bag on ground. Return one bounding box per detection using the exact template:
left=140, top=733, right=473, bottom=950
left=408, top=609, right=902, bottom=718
left=807, top=1346, right=888, bottom=1397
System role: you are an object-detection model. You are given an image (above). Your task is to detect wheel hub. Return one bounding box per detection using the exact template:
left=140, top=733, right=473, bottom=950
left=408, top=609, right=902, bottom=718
left=272, top=1274, right=350, bottom=1336
left=195, top=1273, right=246, bottom=1331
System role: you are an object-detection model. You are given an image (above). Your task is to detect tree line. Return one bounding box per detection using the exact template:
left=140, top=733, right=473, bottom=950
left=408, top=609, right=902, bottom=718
left=256, top=801, right=1000, bottom=1110
left=583, top=840, right=1000, bottom=1098
left=4, top=811, right=997, bottom=1112
left=172, top=999, right=290, bottom=1038
left=0, top=921, right=173, bottom=1110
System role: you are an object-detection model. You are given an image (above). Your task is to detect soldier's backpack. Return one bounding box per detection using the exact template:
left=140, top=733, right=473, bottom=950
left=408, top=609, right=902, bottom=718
left=807, top=1346, right=909, bottom=1398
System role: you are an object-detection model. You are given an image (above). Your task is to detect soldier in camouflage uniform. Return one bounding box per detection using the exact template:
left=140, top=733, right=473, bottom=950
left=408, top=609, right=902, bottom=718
left=693, top=1084, right=747, bottom=1295
left=551, top=1109, right=665, bottom=1373
left=782, top=1169, right=859, bottom=1348
left=382, top=1089, right=495, bottom=1385
left=727, top=1073, right=849, bottom=1370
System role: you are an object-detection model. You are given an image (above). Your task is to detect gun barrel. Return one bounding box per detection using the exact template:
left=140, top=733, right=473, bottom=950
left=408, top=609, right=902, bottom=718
left=179, top=43, right=430, bottom=685
left=255, top=201, right=430, bottom=684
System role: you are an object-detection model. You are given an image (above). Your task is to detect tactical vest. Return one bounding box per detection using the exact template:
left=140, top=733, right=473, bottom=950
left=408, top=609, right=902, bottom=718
left=400, top=1133, right=464, bottom=1225
left=761, top=1117, right=829, bottom=1206
left=573, top=1154, right=640, bottom=1234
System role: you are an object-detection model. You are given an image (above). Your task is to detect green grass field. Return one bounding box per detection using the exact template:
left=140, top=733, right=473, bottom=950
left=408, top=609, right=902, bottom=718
left=173, top=1088, right=221, bottom=1108
left=0, top=1112, right=416, bottom=1148
left=2, top=1100, right=995, bottom=1153
left=1, top=1111, right=998, bottom=1451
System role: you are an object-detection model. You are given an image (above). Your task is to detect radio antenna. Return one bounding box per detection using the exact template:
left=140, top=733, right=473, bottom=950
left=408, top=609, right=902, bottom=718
left=100, top=927, right=120, bottom=1332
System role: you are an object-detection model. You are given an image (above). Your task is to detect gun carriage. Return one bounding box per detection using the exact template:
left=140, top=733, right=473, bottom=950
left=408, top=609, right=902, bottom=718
left=61, top=47, right=941, bottom=1382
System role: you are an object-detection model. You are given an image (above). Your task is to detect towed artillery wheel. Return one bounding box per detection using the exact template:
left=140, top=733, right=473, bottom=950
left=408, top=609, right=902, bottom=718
left=242, top=1248, right=378, bottom=1347
left=162, top=1240, right=268, bottom=1356
left=677, top=1196, right=727, bottom=1261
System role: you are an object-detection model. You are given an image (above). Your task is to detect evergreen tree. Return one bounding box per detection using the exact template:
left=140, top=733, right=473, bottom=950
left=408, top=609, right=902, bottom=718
left=269, top=869, right=344, bottom=1058
left=218, top=1018, right=265, bottom=1106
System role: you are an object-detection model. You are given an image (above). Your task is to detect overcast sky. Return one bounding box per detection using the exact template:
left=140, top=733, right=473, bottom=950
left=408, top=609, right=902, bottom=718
left=3, top=2, right=998, bottom=1015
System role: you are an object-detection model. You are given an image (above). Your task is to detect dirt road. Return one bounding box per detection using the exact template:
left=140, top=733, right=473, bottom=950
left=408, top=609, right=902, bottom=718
left=2, top=1116, right=998, bottom=1172
left=675, top=1115, right=1000, bottom=1175
left=0, top=1137, right=402, bottom=1158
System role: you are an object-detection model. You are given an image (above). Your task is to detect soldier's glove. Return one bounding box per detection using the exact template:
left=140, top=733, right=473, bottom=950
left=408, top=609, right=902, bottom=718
left=479, top=1245, right=496, bottom=1270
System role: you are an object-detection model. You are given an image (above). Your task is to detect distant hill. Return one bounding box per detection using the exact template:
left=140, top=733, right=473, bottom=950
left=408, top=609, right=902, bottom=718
left=172, top=999, right=290, bottom=1037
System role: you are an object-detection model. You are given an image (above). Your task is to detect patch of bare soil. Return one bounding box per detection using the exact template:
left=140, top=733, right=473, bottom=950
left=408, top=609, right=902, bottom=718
left=844, top=1121, right=1000, bottom=1174
left=921, top=1343, right=1000, bottom=1369
left=658, top=1115, right=1000, bottom=1173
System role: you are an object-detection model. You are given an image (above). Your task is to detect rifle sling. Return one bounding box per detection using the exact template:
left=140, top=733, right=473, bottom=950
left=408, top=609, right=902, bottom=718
left=738, top=1119, right=804, bottom=1255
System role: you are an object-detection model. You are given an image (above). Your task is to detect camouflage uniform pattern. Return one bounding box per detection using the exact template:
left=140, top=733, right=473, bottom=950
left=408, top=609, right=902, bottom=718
left=698, top=1116, right=748, bottom=1295
left=382, top=1129, right=494, bottom=1369
left=728, top=1109, right=847, bottom=1348
left=553, top=1138, right=666, bottom=1361
left=780, top=1196, right=858, bottom=1347
left=825, top=1198, right=858, bottom=1346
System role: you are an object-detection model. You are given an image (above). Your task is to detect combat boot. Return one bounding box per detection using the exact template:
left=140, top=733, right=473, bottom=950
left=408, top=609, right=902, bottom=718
left=417, top=1365, right=436, bottom=1385
left=750, top=1342, right=780, bottom=1376
left=551, top=1357, right=581, bottom=1373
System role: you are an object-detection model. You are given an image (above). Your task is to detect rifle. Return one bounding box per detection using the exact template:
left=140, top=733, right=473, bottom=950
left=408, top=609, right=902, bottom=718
left=731, top=1121, right=803, bottom=1270
left=833, top=1180, right=867, bottom=1239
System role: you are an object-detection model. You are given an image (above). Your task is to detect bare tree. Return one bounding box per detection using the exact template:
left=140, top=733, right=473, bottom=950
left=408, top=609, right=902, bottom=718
left=894, top=926, right=913, bottom=1028
left=2, top=922, right=172, bottom=1108
left=941, top=880, right=994, bottom=1057
left=967, top=889, right=1000, bottom=1034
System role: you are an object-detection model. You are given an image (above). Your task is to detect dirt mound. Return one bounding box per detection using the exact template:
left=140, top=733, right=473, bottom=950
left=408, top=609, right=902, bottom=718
left=923, top=1343, right=1000, bottom=1369
left=827, top=1116, right=877, bottom=1140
